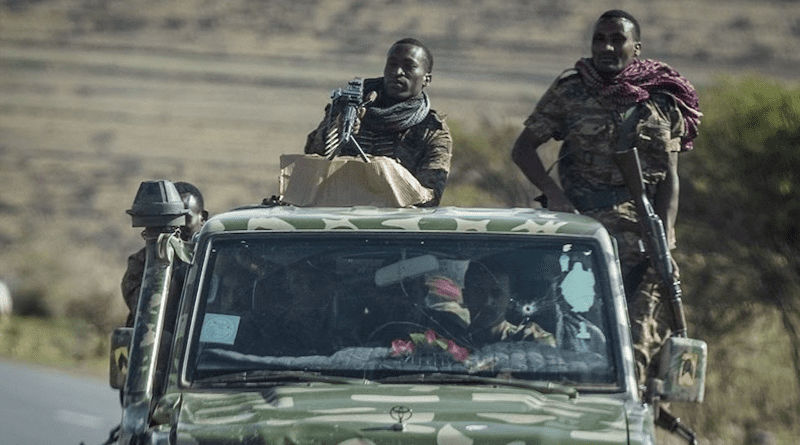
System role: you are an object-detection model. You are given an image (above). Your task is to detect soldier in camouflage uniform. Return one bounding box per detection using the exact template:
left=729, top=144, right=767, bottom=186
left=511, top=10, right=701, bottom=383
left=121, top=182, right=208, bottom=327
left=305, top=38, right=452, bottom=206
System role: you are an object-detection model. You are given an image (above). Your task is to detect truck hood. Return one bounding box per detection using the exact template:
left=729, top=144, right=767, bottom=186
left=174, top=384, right=630, bottom=444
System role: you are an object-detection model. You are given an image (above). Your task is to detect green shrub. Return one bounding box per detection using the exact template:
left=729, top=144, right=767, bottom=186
left=443, top=120, right=538, bottom=208
left=676, top=75, right=800, bottom=443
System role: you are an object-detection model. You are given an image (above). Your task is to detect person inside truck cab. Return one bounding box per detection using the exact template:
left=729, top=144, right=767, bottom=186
left=461, top=263, right=556, bottom=347
left=304, top=38, right=453, bottom=206
left=405, top=259, right=557, bottom=349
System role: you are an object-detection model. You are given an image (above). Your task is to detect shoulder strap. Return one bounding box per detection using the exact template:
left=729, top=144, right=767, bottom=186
left=614, top=104, right=642, bottom=153
left=555, top=68, right=579, bottom=84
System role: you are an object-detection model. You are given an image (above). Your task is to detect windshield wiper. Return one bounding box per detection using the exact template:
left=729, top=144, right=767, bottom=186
left=375, top=373, right=578, bottom=399
left=196, top=370, right=375, bottom=386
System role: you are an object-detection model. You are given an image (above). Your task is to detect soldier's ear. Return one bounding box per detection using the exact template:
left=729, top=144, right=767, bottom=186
left=424, top=73, right=432, bottom=86
left=634, top=42, right=642, bottom=57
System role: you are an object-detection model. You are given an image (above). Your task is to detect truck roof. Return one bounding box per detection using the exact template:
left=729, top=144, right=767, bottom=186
left=200, top=205, right=609, bottom=237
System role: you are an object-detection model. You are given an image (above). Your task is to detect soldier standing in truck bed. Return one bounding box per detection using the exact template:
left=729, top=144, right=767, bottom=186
left=511, top=9, right=701, bottom=382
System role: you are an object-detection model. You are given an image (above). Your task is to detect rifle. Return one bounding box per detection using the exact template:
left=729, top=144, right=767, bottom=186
left=656, top=407, right=698, bottom=445
left=327, top=78, right=370, bottom=162
left=614, top=147, right=688, bottom=337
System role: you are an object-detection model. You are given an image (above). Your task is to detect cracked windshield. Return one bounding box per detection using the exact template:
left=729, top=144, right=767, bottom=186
left=190, top=234, right=617, bottom=386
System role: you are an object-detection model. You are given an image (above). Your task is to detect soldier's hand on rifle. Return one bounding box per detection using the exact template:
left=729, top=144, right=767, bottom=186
left=353, top=91, right=378, bottom=135
left=352, top=111, right=363, bottom=136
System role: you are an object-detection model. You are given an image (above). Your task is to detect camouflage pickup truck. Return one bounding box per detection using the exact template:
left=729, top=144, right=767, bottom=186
left=108, top=180, right=706, bottom=445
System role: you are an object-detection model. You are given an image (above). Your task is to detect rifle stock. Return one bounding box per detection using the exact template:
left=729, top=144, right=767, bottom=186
left=656, top=407, right=698, bottom=445
left=614, top=147, right=688, bottom=337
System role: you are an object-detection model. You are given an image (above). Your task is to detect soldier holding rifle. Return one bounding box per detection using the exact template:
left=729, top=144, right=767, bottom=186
left=511, top=9, right=702, bottom=383
left=304, top=38, right=452, bottom=206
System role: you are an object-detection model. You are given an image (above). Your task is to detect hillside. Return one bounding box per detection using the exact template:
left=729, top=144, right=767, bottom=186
left=1, top=0, right=798, bottom=326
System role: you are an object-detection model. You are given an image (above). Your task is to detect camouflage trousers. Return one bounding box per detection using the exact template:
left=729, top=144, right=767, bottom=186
left=584, top=202, right=675, bottom=384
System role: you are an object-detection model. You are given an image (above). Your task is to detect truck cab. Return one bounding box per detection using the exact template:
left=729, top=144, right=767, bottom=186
left=109, top=180, right=705, bottom=445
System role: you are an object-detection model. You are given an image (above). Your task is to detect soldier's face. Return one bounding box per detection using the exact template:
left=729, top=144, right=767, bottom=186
left=181, top=193, right=205, bottom=240
left=591, top=17, right=641, bottom=75
left=383, top=44, right=431, bottom=101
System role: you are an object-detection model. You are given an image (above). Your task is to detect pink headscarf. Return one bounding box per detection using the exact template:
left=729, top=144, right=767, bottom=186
left=576, top=57, right=702, bottom=151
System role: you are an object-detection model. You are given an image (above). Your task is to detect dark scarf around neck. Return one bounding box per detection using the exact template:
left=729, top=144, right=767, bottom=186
left=362, top=77, right=431, bottom=132
left=576, top=58, right=702, bottom=151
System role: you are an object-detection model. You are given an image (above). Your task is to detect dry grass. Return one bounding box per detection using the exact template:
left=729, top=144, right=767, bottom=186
left=0, top=0, right=798, bottom=343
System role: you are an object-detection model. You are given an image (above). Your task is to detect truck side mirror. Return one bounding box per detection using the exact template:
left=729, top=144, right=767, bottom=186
left=657, top=336, right=707, bottom=403
left=109, top=327, right=133, bottom=390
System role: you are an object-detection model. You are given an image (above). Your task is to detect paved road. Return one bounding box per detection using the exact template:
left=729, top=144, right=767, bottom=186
left=0, top=360, right=121, bottom=445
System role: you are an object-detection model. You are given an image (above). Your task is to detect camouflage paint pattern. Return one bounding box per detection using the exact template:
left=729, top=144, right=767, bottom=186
left=201, top=206, right=607, bottom=238
left=119, top=229, right=180, bottom=445
left=170, top=385, right=655, bottom=445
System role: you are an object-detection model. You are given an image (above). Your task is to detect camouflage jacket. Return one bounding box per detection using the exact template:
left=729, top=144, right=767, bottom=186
left=305, top=79, right=453, bottom=206
left=524, top=70, right=687, bottom=212
left=121, top=246, right=186, bottom=328
left=121, top=247, right=146, bottom=327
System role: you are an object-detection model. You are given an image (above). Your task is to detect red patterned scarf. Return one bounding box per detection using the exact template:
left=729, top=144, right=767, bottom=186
left=576, top=57, right=702, bottom=151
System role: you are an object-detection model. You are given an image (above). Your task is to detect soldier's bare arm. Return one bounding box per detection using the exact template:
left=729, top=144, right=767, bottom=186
left=512, top=128, right=576, bottom=213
